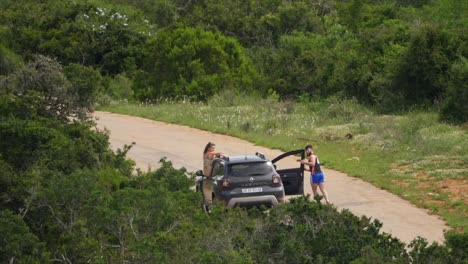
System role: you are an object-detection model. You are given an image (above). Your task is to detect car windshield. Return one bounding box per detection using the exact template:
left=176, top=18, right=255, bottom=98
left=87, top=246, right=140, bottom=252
left=228, top=162, right=274, bottom=177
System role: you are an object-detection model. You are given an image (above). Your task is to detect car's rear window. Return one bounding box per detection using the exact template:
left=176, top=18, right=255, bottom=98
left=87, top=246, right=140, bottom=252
left=228, top=162, right=274, bottom=177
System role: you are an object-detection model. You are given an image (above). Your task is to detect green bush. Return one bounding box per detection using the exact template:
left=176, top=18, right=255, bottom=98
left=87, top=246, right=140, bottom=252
left=0, top=0, right=149, bottom=75
left=0, top=210, right=49, bottom=263
left=0, top=55, right=86, bottom=121
left=373, top=23, right=456, bottom=112
left=408, top=231, right=468, bottom=264
left=134, top=26, right=257, bottom=101
left=64, top=63, right=104, bottom=115
left=0, top=43, right=23, bottom=75
left=440, top=57, right=468, bottom=124
left=104, top=73, right=134, bottom=101
left=444, top=231, right=468, bottom=263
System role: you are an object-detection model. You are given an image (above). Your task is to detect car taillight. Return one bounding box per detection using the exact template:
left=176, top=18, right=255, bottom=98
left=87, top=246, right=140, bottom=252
left=272, top=174, right=281, bottom=187
left=221, top=178, right=231, bottom=190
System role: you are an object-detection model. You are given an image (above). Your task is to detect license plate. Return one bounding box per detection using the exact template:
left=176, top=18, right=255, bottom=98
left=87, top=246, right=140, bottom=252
left=242, top=187, right=263, bottom=193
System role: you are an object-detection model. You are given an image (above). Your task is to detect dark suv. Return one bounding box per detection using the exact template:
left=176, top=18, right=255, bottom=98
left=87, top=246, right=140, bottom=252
left=196, top=149, right=304, bottom=208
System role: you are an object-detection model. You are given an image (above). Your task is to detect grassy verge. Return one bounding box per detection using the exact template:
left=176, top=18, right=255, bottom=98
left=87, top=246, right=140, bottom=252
left=97, top=93, right=467, bottom=231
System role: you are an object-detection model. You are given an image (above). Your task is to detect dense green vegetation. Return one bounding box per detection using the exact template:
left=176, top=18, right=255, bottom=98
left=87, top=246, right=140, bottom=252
left=1, top=0, right=467, bottom=262
left=0, top=0, right=466, bottom=122
left=1, top=61, right=465, bottom=263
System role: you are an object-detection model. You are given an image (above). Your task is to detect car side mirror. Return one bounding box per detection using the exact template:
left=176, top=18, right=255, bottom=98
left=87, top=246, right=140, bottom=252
left=195, top=170, right=204, bottom=176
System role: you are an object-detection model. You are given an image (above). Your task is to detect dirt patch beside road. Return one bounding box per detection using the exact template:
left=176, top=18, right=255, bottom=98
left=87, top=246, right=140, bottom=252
left=94, top=111, right=450, bottom=244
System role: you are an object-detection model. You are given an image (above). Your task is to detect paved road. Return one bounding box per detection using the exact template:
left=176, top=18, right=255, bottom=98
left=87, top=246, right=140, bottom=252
left=94, top=111, right=450, bottom=244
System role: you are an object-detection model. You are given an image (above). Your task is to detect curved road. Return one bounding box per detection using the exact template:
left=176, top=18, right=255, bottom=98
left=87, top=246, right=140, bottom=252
left=94, top=111, right=449, bottom=244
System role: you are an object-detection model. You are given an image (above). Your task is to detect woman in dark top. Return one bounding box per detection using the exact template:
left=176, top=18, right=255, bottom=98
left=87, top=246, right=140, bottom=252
left=299, top=144, right=330, bottom=204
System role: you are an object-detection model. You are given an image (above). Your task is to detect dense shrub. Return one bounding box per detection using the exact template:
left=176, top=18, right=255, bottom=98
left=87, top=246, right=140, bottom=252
left=2, top=0, right=466, bottom=122
left=64, top=63, right=103, bottom=115
left=0, top=0, right=148, bottom=75
left=439, top=57, right=468, bottom=124
left=134, top=26, right=257, bottom=101
left=0, top=210, right=49, bottom=263
left=0, top=55, right=87, bottom=121
left=0, top=44, right=23, bottom=75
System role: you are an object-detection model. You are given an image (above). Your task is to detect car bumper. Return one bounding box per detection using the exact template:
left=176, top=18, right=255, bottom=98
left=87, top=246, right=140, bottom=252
left=226, top=195, right=281, bottom=208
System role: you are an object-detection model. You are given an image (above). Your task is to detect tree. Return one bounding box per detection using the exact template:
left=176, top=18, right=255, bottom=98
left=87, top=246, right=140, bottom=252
left=0, top=44, right=23, bottom=76
left=134, top=26, right=257, bottom=101
left=370, top=23, right=459, bottom=112
left=0, top=210, right=49, bottom=263
left=0, top=0, right=149, bottom=75
left=392, top=24, right=452, bottom=106
left=439, top=57, right=468, bottom=124
left=0, top=55, right=86, bottom=121
left=64, top=63, right=103, bottom=116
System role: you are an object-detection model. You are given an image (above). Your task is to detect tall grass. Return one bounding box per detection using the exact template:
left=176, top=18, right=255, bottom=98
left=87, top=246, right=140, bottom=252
left=98, top=91, right=467, bottom=231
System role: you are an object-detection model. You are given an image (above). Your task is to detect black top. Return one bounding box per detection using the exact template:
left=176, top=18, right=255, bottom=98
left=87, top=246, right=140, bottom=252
left=308, top=154, right=322, bottom=175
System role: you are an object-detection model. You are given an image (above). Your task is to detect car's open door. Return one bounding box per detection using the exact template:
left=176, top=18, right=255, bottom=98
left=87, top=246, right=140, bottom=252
left=272, top=149, right=305, bottom=195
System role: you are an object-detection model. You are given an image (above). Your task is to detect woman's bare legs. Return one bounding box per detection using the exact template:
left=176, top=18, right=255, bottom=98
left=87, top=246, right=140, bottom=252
left=311, top=183, right=318, bottom=196
left=318, top=183, right=330, bottom=204
left=312, top=183, right=329, bottom=204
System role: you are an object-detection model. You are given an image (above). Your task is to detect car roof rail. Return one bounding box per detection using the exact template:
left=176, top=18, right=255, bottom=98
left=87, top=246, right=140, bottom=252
left=255, top=152, right=266, bottom=159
